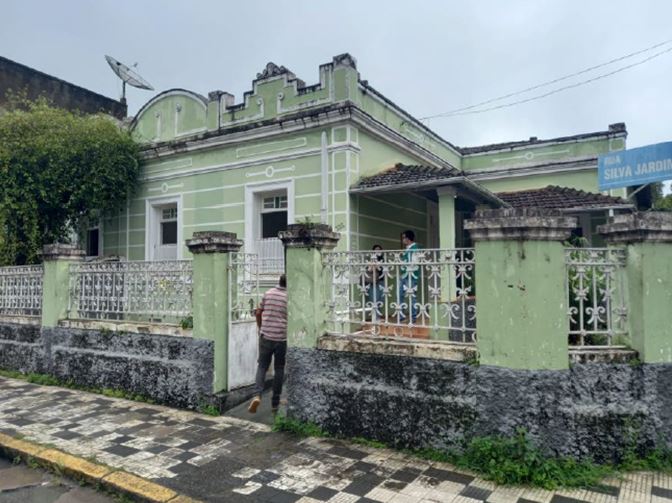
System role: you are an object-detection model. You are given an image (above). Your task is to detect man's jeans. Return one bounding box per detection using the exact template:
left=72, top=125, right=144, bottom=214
left=254, top=335, right=287, bottom=408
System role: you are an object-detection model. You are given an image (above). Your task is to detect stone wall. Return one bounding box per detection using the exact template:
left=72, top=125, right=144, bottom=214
left=287, top=346, right=672, bottom=463
left=0, top=323, right=213, bottom=408
left=0, top=56, right=126, bottom=119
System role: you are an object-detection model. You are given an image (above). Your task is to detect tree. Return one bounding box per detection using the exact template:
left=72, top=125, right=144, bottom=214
left=651, top=182, right=672, bottom=211
left=0, top=98, right=140, bottom=265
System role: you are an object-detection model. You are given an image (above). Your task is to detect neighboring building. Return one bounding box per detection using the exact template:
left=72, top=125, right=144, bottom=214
left=0, top=56, right=126, bottom=119
left=92, top=53, right=633, bottom=264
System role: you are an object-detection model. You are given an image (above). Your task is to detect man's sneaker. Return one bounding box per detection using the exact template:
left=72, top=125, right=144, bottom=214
left=248, top=396, right=261, bottom=414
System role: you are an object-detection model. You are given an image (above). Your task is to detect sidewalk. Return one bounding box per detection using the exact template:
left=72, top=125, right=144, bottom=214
left=0, top=376, right=666, bottom=503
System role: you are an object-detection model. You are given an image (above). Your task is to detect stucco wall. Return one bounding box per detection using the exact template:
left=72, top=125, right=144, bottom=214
left=0, top=56, right=126, bottom=119
left=287, top=346, right=672, bottom=463
left=0, top=323, right=214, bottom=408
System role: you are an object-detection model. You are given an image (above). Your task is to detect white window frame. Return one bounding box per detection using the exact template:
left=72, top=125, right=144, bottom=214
left=145, top=194, right=183, bottom=261
left=244, top=180, right=294, bottom=253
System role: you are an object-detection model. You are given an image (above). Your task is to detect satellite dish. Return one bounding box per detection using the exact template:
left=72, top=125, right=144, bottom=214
left=105, top=55, right=154, bottom=104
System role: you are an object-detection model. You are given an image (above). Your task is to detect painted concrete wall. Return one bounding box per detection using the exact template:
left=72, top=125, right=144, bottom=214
left=0, top=323, right=214, bottom=408
left=288, top=346, right=672, bottom=463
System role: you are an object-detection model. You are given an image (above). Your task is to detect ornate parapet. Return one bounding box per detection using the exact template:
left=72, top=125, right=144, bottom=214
left=186, top=231, right=243, bottom=254
left=39, top=244, right=85, bottom=261
left=465, top=208, right=577, bottom=242
left=598, top=212, right=672, bottom=244
left=279, top=224, right=340, bottom=250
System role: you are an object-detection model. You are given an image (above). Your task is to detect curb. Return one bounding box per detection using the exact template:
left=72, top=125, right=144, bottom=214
left=0, top=432, right=202, bottom=503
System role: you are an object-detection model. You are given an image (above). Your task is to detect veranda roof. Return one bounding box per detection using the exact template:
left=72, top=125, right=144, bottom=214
left=496, top=185, right=635, bottom=212
left=350, top=164, right=508, bottom=207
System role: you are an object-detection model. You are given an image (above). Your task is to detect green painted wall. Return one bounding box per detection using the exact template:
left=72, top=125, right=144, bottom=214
left=462, top=137, right=625, bottom=172
left=475, top=240, right=568, bottom=370
left=354, top=193, right=428, bottom=251
left=41, top=260, right=73, bottom=327
left=191, top=251, right=230, bottom=392
left=625, top=242, right=672, bottom=363
left=479, top=170, right=600, bottom=194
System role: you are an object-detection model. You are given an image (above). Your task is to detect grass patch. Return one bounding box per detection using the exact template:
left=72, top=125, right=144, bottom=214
left=273, top=415, right=329, bottom=437
left=197, top=403, right=220, bottom=417
left=273, top=416, right=672, bottom=490
left=0, top=368, right=155, bottom=405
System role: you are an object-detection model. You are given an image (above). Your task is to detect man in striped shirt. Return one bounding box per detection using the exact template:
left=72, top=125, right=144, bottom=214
left=248, top=274, right=287, bottom=415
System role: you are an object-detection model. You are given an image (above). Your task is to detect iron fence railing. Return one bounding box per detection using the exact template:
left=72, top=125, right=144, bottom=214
left=0, top=265, right=43, bottom=317
left=565, top=247, right=628, bottom=347
left=69, top=260, right=192, bottom=323
left=229, top=253, right=263, bottom=323
left=323, top=248, right=476, bottom=342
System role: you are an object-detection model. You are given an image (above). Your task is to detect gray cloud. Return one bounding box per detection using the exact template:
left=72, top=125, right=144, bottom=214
left=3, top=0, right=671, bottom=153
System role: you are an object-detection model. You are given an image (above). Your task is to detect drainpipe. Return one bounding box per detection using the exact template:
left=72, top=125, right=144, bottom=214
left=320, top=131, right=329, bottom=224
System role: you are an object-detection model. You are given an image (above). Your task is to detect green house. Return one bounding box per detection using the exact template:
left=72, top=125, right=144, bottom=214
left=86, top=53, right=634, bottom=264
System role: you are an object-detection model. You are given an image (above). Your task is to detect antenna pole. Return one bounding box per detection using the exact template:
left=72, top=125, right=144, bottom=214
left=121, top=81, right=127, bottom=106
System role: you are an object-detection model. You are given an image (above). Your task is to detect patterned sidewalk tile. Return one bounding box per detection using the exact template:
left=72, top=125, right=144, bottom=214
left=0, top=377, right=662, bottom=502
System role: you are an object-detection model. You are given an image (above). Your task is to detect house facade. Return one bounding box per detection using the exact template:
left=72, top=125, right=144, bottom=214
left=91, top=53, right=633, bottom=263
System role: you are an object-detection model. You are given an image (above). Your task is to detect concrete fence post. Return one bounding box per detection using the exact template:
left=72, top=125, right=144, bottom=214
left=40, top=244, right=85, bottom=328
left=465, top=209, right=577, bottom=370
left=598, top=212, right=672, bottom=363
left=279, top=224, right=340, bottom=348
left=186, top=231, right=242, bottom=393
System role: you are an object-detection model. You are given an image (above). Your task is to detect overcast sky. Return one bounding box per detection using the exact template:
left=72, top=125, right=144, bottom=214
left=3, top=0, right=671, bottom=150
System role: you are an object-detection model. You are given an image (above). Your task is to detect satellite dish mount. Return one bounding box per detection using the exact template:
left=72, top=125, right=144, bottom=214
left=105, top=55, right=154, bottom=105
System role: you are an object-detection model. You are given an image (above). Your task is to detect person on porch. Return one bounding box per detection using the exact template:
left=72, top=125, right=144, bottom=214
left=399, top=230, right=420, bottom=322
left=248, top=274, right=287, bottom=416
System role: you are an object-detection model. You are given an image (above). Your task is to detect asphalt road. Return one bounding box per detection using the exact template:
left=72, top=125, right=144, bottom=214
left=0, top=455, right=115, bottom=503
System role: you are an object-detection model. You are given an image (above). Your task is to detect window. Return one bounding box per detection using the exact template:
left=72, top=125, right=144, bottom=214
left=260, top=192, right=288, bottom=240
left=86, top=228, right=100, bottom=257
left=263, top=195, right=287, bottom=210
left=160, top=204, right=178, bottom=245
left=262, top=211, right=287, bottom=239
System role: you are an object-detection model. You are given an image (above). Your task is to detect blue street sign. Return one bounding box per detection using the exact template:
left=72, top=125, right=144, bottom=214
left=598, top=141, right=672, bottom=190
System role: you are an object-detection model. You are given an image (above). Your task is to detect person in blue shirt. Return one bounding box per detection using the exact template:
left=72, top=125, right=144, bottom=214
left=399, top=230, right=420, bottom=322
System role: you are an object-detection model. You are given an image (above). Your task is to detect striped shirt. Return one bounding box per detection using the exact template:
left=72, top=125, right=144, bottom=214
left=260, top=286, right=287, bottom=341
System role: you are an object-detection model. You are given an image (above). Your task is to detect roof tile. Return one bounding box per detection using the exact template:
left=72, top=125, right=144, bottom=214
left=496, top=185, right=632, bottom=210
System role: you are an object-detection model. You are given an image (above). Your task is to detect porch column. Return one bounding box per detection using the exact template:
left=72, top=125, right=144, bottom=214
left=437, top=187, right=457, bottom=251
left=465, top=209, right=577, bottom=370
left=437, top=187, right=457, bottom=307
left=280, top=224, right=340, bottom=348
left=40, top=244, right=85, bottom=327
left=186, top=231, right=242, bottom=393
left=598, top=212, right=672, bottom=363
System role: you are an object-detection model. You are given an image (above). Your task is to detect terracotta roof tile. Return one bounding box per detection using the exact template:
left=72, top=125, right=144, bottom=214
left=353, top=164, right=459, bottom=190
left=496, top=185, right=632, bottom=210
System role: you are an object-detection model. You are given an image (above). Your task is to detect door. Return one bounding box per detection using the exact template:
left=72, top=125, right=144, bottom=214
left=146, top=198, right=180, bottom=261
left=156, top=204, right=178, bottom=260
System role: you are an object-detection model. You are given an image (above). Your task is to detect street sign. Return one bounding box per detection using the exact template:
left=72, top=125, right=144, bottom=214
left=598, top=141, right=672, bottom=190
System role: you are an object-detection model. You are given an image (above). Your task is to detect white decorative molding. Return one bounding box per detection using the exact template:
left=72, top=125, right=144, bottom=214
left=245, top=165, right=296, bottom=179
left=236, top=137, right=307, bottom=159
left=491, top=148, right=571, bottom=164
left=148, top=182, right=184, bottom=194
left=143, top=158, right=193, bottom=176
left=141, top=145, right=357, bottom=183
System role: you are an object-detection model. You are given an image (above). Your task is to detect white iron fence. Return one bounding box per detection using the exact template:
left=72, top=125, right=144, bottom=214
left=566, top=247, right=628, bottom=347
left=0, top=265, right=43, bottom=317
left=323, top=249, right=476, bottom=342
left=255, top=238, right=285, bottom=275
left=229, top=253, right=263, bottom=323
left=69, top=260, right=193, bottom=323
